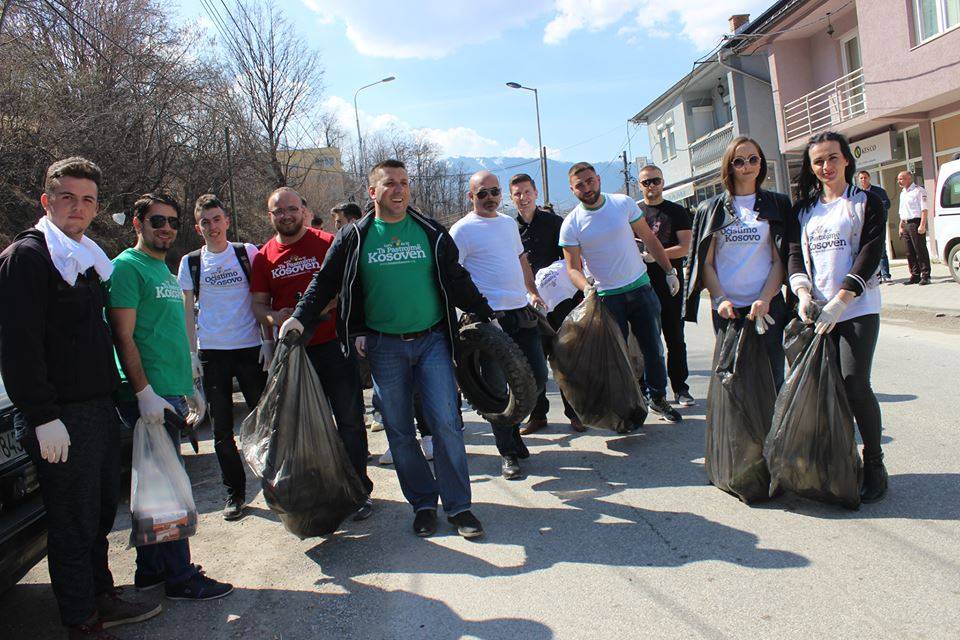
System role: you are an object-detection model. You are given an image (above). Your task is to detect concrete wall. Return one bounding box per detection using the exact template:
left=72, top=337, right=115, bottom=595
left=728, top=52, right=787, bottom=191
left=644, top=100, right=693, bottom=187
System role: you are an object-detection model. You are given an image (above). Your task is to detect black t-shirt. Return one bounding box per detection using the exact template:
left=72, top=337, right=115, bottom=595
left=516, top=208, right=565, bottom=274
left=638, top=199, right=692, bottom=270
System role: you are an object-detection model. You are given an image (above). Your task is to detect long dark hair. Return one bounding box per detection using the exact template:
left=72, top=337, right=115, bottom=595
left=796, top=131, right=857, bottom=208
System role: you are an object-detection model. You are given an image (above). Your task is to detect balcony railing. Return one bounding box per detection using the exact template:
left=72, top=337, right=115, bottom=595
left=690, top=122, right=734, bottom=174
left=782, top=68, right=867, bottom=141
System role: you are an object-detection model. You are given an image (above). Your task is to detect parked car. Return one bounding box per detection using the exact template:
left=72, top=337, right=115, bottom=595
left=0, top=373, right=47, bottom=594
left=935, top=158, right=960, bottom=284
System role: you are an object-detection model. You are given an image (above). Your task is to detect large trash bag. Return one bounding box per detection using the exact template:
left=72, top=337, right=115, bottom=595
left=549, top=288, right=648, bottom=432
left=704, top=317, right=776, bottom=503
left=764, top=318, right=863, bottom=510
left=129, top=418, right=198, bottom=547
left=240, top=338, right=367, bottom=538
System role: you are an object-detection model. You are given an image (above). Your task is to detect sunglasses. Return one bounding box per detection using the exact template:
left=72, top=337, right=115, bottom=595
left=731, top=155, right=761, bottom=169
left=146, top=215, right=180, bottom=230
left=474, top=187, right=501, bottom=199
left=269, top=205, right=301, bottom=217
left=640, top=177, right=663, bottom=187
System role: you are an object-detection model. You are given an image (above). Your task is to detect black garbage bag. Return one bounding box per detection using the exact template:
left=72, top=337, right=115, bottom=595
left=549, top=288, right=648, bottom=432
left=764, top=318, right=862, bottom=510
left=240, top=337, right=367, bottom=537
left=704, top=316, right=776, bottom=503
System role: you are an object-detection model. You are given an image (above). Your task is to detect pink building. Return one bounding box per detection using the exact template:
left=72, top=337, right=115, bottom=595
left=733, top=0, right=960, bottom=257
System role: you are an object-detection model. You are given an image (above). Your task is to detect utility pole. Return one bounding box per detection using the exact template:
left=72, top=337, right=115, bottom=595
left=621, top=151, right=631, bottom=198
left=225, top=127, right=239, bottom=241
left=541, top=146, right=551, bottom=207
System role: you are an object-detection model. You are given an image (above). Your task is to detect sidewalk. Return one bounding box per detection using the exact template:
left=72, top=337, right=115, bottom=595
left=881, top=259, right=960, bottom=316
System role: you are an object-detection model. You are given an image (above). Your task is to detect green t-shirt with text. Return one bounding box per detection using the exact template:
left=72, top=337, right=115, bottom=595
left=108, top=248, right=193, bottom=398
left=359, top=216, right=443, bottom=334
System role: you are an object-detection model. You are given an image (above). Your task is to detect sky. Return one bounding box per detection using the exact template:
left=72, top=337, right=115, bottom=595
left=179, top=0, right=773, bottom=164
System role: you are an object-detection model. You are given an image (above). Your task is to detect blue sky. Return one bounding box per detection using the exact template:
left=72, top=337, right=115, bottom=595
left=179, top=0, right=772, bottom=163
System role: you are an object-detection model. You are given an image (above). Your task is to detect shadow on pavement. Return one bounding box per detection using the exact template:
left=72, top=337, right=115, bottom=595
left=874, top=393, right=918, bottom=403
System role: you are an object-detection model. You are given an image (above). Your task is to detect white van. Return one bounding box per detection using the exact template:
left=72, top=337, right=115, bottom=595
left=935, top=159, right=960, bottom=284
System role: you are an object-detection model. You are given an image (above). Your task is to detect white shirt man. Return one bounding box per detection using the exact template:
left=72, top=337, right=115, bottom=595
left=896, top=171, right=931, bottom=284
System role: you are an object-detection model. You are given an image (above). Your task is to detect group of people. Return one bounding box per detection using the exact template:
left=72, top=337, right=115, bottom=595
left=0, top=127, right=893, bottom=639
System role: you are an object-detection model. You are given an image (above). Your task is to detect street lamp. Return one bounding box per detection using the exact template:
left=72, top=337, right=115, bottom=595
left=354, top=76, right=396, bottom=171
left=506, top=81, right=549, bottom=205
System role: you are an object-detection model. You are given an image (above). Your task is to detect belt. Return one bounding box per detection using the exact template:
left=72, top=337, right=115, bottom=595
left=381, top=322, right=441, bottom=342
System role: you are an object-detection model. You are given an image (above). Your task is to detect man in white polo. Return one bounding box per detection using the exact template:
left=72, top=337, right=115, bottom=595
left=896, top=170, right=931, bottom=286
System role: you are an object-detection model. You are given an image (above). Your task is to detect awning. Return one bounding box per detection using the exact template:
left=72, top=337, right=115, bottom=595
left=663, top=181, right=695, bottom=201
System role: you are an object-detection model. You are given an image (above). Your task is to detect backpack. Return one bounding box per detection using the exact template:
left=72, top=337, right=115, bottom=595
left=187, top=243, right=252, bottom=299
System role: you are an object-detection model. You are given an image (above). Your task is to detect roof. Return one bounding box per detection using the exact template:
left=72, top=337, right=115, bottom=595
left=629, top=58, right=720, bottom=124
left=725, top=0, right=809, bottom=51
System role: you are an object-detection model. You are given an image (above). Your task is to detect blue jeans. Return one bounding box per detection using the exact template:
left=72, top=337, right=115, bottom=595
left=117, top=396, right=198, bottom=586
left=600, top=283, right=669, bottom=398
left=366, top=329, right=471, bottom=515
left=879, top=252, right=891, bottom=278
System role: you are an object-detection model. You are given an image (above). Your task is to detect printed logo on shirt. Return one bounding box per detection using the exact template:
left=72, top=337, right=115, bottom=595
left=367, top=240, right=427, bottom=265
left=271, top=255, right=321, bottom=279
left=154, top=279, right=182, bottom=300
left=807, top=227, right=848, bottom=253
left=203, top=266, right=244, bottom=287
left=721, top=220, right=762, bottom=244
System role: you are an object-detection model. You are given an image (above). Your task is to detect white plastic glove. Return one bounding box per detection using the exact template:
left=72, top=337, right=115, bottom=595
left=136, top=384, right=175, bottom=424
left=355, top=336, right=367, bottom=357
left=754, top=314, right=776, bottom=335
left=641, top=251, right=656, bottom=264
left=35, top=419, right=70, bottom=463
left=278, top=316, right=304, bottom=341
left=259, top=340, right=275, bottom=372
left=797, top=289, right=817, bottom=325
left=815, top=296, right=849, bottom=335
left=665, top=268, right=681, bottom=297
left=186, top=379, right=206, bottom=425
left=189, top=351, right=203, bottom=379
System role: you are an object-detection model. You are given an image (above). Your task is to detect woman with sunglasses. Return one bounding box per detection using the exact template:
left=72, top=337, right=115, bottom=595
left=786, top=131, right=887, bottom=502
left=684, top=135, right=791, bottom=388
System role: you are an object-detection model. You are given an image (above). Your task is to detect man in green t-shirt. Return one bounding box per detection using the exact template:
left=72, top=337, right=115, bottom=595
left=108, top=192, right=233, bottom=602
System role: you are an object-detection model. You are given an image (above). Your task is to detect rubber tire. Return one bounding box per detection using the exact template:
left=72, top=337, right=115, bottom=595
left=455, top=322, right=538, bottom=427
left=948, top=243, right=960, bottom=285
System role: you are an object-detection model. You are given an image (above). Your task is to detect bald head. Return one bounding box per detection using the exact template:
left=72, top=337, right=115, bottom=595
left=468, top=170, right=502, bottom=216
left=897, top=171, right=914, bottom=189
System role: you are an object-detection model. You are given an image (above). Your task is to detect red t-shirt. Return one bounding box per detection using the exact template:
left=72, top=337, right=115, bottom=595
left=250, top=228, right=337, bottom=345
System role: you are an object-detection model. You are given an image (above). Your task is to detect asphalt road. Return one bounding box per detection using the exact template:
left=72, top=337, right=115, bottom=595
left=3, top=301, right=959, bottom=640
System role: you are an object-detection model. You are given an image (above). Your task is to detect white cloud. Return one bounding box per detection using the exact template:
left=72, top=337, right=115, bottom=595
left=544, top=0, right=771, bottom=50
left=501, top=137, right=561, bottom=159
left=301, top=0, right=552, bottom=59
left=417, top=127, right=500, bottom=157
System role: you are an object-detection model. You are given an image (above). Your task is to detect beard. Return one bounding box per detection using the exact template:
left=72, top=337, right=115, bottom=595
left=577, top=190, right=601, bottom=206
left=145, top=233, right=174, bottom=253
left=273, top=217, right=304, bottom=238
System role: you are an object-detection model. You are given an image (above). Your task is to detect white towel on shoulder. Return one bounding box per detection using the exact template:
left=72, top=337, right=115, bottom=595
left=35, top=215, right=113, bottom=286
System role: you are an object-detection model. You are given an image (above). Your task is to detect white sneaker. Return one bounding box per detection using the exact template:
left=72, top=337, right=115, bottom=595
left=378, top=447, right=393, bottom=465
left=420, top=436, right=434, bottom=461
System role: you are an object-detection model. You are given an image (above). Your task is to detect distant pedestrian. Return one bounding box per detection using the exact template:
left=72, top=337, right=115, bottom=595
left=636, top=164, right=694, bottom=406
left=857, top=171, right=892, bottom=282
left=331, top=202, right=363, bottom=230
left=896, top=170, right=931, bottom=285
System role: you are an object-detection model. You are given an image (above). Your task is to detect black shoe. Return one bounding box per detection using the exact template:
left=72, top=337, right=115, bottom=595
left=675, top=391, right=695, bottom=407
left=861, top=454, right=889, bottom=503
left=95, top=588, right=162, bottom=628
left=413, top=508, right=437, bottom=537
left=223, top=498, right=245, bottom=521
left=649, top=396, right=682, bottom=423
left=165, top=568, right=233, bottom=601
left=447, top=510, right=484, bottom=539
left=919, top=277, right=931, bottom=286
left=501, top=455, right=524, bottom=480
left=353, top=498, right=374, bottom=521
left=134, top=571, right=165, bottom=592
left=903, top=278, right=919, bottom=285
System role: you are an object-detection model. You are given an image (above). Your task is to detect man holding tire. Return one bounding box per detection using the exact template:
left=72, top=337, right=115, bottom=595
left=450, top=171, right=549, bottom=481
left=280, top=159, right=495, bottom=540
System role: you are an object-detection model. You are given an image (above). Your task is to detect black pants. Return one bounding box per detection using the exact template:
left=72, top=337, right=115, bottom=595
left=17, top=397, right=120, bottom=626
left=306, top=341, right=373, bottom=494
left=649, top=266, right=690, bottom=395
left=902, top=218, right=931, bottom=279
left=532, top=293, right=582, bottom=422
left=830, top=313, right=883, bottom=458
left=711, top=294, right=788, bottom=390
left=199, top=346, right=267, bottom=502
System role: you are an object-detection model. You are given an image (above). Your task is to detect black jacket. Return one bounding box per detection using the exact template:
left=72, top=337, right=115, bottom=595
left=683, top=189, right=792, bottom=322
left=0, top=229, right=120, bottom=428
left=292, top=208, right=494, bottom=364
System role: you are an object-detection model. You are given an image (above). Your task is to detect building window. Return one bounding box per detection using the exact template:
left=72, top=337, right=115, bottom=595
left=914, top=0, right=960, bottom=43
left=667, top=127, right=677, bottom=159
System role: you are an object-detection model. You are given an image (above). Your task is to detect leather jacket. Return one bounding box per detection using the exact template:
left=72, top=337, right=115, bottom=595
left=682, top=189, right=792, bottom=322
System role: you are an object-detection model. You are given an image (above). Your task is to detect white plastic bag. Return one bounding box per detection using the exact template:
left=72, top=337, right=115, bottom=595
left=129, top=418, right=198, bottom=547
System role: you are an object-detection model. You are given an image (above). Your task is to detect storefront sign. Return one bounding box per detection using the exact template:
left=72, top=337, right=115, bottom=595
left=664, top=181, right=695, bottom=201
left=852, top=131, right=893, bottom=166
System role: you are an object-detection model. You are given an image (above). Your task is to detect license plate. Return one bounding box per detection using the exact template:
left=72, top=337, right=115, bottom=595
left=0, top=429, right=25, bottom=465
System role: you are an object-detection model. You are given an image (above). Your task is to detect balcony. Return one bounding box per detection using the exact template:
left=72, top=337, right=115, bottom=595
left=782, top=68, right=867, bottom=141
left=690, top=122, right=734, bottom=175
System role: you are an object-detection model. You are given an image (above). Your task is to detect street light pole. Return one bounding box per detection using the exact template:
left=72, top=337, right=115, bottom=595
left=353, top=76, right=396, bottom=173
left=506, top=82, right=549, bottom=205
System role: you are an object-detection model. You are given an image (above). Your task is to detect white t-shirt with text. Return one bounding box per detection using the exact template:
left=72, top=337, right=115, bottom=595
left=450, top=212, right=528, bottom=312
left=177, top=243, right=262, bottom=350
left=714, top=194, right=774, bottom=308
left=532, top=259, right=579, bottom=312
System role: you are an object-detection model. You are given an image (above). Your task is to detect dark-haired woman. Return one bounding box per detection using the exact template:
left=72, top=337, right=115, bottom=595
left=684, top=136, right=791, bottom=388
left=786, top=131, right=888, bottom=502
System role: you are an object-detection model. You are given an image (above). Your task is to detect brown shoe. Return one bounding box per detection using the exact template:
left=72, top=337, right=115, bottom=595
left=520, top=418, right=548, bottom=435
left=569, top=418, right=587, bottom=433
left=68, top=616, right=120, bottom=640
left=96, top=588, right=162, bottom=629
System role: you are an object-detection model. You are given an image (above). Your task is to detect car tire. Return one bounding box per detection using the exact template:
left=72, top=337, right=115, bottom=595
left=455, top=322, right=537, bottom=427
left=949, top=243, right=960, bottom=285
